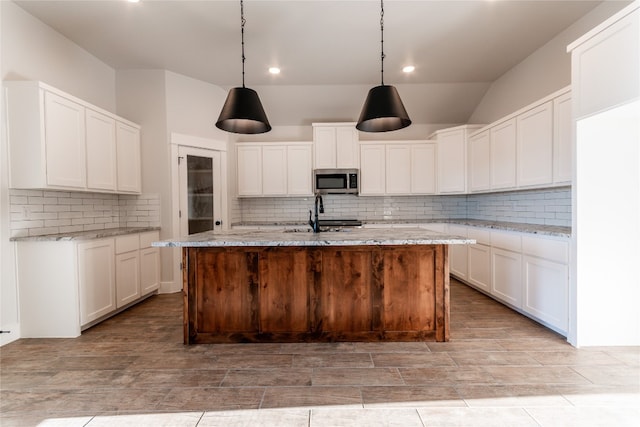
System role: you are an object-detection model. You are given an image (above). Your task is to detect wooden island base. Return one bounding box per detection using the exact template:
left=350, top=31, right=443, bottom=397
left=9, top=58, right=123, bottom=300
left=183, top=244, right=449, bottom=344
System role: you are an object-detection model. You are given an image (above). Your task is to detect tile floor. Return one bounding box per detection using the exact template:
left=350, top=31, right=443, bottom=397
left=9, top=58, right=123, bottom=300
left=1, top=279, right=638, bottom=426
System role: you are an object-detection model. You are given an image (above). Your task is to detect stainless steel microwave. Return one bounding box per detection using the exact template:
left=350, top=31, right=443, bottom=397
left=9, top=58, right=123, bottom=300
left=313, top=169, right=359, bottom=194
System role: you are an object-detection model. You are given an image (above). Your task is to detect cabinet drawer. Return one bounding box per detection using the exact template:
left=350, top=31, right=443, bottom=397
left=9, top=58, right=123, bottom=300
left=467, top=227, right=490, bottom=245
left=139, top=231, right=160, bottom=248
left=491, top=230, right=522, bottom=252
left=115, top=234, right=139, bottom=254
left=522, top=235, right=569, bottom=263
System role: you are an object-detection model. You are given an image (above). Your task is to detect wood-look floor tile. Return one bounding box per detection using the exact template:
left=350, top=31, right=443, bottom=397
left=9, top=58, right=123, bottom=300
left=278, top=343, right=357, bottom=354
left=221, top=368, right=312, bottom=387
left=126, top=355, right=218, bottom=370
left=417, top=407, right=539, bottom=426
left=292, top=353, right=373, bottom=368
left=260, top=386, right=362, bottom=409
left=570, top=365, right=640, bottom=386
left=48, top=356, right=139, bottom=371
left=199, top=409, right=310, bottom=427
left=399, top=366, right=497, bottom=386
left=371, top=352, right=456, bottom=368
left=131, top=369, right=228, bottom=388
left=361, top=385, right=464, bottom=407
left=528, top=350, right=625, bottom=366
left=158, top=387, right=265, bottom=411
left=352, top=342, right=430, bottom=353
left=456, top=384, right=572, bottom=407
left=553, top=384, right=640, bottom=407
left=207, top=354, right=293, bottom=369
left=426, top=340, right=504, bottom=352
left=312, top=367, right=404, bottom=386
left=0, top=414, right=93, bottom=427
left=484, top=366, right=591, bottom=385
left=450, top=351, right=541, bottom=366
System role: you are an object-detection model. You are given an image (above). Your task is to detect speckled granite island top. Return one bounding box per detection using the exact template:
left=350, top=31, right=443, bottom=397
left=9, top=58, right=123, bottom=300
left=153, top=227, right=475, bottom=248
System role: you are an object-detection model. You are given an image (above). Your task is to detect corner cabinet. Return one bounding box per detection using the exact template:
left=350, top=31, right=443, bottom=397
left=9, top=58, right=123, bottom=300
left=312, top=123, right=359, bottom=169
left=431, top=125, right=484, bottom=194
left=15, top=230, right=160, bottom=338
left=236, top=142, right=312, bottom=197
left=5, top=81, right=141, bottom=194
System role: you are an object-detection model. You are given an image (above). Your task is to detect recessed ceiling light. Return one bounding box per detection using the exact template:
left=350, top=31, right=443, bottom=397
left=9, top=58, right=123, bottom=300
left=127, top=0, right=140, bottom=3
left=402, top=65, right=415, bottom=73
left=268, top=67, right=281, bottom=75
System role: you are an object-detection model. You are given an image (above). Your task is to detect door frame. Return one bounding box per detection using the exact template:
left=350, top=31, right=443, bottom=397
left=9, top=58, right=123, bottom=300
left=169, top=133, right=228, bottom=293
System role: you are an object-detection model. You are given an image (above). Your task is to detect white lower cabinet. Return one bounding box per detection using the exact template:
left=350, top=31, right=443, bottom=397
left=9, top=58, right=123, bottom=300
left=16, top=231, right=160, bottom=338
left=521, top=235, right=569, bottom=333
left=115, top=234, right=141, bottom=308
left=448, top=225, right=469, bottom=280
left=78, top=239, right=117, bottom=325
left=467, top=243, right=491, bottom=293
left=491, top=247, right=522, bottom=308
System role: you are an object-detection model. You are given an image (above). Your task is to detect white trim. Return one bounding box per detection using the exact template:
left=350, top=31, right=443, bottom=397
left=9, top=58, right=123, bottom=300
left=171, top=132, right=227, bottom=152
left=567, top=0, right=639, bottom=52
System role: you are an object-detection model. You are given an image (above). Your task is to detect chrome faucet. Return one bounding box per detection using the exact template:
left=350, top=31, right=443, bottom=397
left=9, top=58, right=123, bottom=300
left=308, top=192, right=324, bottom=233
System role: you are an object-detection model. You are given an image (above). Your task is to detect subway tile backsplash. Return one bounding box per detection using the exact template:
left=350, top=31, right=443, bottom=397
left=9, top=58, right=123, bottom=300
left=9, top=189, right=160, bottom=238
left=233, top=187, right=572, bottom=227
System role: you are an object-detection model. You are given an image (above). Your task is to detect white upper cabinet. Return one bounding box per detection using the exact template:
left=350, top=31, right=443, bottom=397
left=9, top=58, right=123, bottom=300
left=568, top=5, right=639, bottom=119
left=86, top=109, right=117, bottom=191
left=490, top=118, right=517, bottom=190
left=236, top=142, right=312, bottom=197
left=553, top=91, right=573, bottom=184
left=517, top=102, right=553, bottom=187
left=410, top=143, right=437, bottom=194
left=361, top=141, right=435, bottom=196
left=287, top=144, right=313, bottom=195
left=5, top=81, right=141, bottom=194
left=359, top=144, right=386, bottom=195
left=313, top=123, right=359, bottom=169
left=432, top=125, right=484, bottom=194
left=116, top=122, right=142, bottom=193
left=261, top=146, right=288, bottom=196
left=468, top=130, right=491, bottom=192
left=385, top=144, right=411, bottom=194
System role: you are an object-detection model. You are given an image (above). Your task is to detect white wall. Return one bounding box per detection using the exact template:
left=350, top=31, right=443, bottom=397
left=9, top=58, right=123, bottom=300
left=468, top=1, right=630, bottom=124
left=0, top=1, right=118, bottom=345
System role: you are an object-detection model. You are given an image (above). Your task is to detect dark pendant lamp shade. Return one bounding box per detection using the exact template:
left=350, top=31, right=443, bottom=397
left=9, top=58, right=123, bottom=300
left=356, top=84, right=411, bottom=132
left=216, top=87, right=271, bottom=134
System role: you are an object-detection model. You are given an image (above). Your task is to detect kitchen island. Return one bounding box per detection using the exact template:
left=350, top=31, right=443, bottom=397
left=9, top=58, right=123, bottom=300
left=155, top=228, right=474, bottom=344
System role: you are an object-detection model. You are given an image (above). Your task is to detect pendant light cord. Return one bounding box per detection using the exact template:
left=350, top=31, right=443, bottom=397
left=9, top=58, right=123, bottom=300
left=380, top=0, right=385, bottom=86
left=240, top=0, right=246, bottom=88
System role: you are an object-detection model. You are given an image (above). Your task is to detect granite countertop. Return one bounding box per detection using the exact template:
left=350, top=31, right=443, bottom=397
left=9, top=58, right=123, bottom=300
left=10, top=227, right=161, bottom=242
left=153, top=227, right=475, bottom=248
left=232, top=219, right=571, bottom=238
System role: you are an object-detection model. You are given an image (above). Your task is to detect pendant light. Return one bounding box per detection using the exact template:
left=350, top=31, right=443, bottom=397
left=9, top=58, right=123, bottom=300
left=216, top=0, right=271, bottom=134
left=356, top=0, right=411, bottom=133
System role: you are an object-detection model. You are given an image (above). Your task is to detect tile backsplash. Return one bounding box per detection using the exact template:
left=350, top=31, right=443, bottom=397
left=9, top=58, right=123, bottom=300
left=233, top=187, right=572, bottom=227
left=9, top=189, right=160, bottom=238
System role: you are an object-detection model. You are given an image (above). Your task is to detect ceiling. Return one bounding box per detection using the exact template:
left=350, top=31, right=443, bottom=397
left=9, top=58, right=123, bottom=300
left=15, top=0, right=608, bottom=127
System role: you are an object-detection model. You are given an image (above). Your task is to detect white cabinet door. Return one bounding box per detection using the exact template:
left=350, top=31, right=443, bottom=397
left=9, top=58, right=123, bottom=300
left=116, top=251, right=140, bottom=309
left=386, top=145, right=411, bottom=194
left=116, top=122, right=142, bottom=193
left=287, top=144, right=313, bottom=195
left=468, top=130, right=491, bottom=192
left=44, top=91, right=86, bottom=189
left=570, top=9, right=640, bottom=119
left=448, top=225, right=468, bottom=280
left=467, top=243, right=491, bottom=293
left=360, top=144, right=386, bottom=195
left=437, top=129, right=466, bottom=193
left=491, top=118, right=517, bottom=190
left=86, top=109, right=117, bottom=191
left=491, top=247, right=522, bottom=308
left=553, top=92, right=573, bottom=184
left=336, top=126, right=359, bottom=168
left=313, top=126, right=337, bottom=169
left=261, top=146, right=287, bottom=196
left=411, top=143, right=436, bottom=194
left=78, top=239, right=116, bottom=325
left=140, top=247, right=161, bottom=296
left=523, top=255, right=569, bottom=333
left=517, top=102, right=553, bottom=187
left=237, top=145, right=263, bottom=196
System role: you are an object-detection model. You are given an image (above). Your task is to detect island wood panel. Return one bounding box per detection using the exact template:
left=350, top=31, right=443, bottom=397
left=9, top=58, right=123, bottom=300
left=183, top=245, right=449, bottom=344
left=258, top=248, right=312, bottom=333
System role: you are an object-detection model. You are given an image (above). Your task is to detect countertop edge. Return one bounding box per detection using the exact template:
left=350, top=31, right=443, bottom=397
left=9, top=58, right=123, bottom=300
left=10, top=227, right=161, bottom=242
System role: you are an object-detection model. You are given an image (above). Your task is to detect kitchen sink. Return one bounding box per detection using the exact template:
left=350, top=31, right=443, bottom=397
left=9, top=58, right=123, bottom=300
left=283, top=227, right=357, bottom=233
